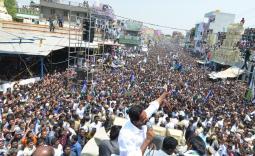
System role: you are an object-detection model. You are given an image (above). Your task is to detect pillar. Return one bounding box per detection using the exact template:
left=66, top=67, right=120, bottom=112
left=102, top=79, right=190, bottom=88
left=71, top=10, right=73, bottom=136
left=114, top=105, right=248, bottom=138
left=40, top=56, right=44, bottom=78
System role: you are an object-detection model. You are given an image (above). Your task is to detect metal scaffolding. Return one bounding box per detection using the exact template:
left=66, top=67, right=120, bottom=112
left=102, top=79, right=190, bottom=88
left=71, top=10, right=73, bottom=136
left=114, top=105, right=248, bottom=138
left=67, top=9, right=106, bottom=83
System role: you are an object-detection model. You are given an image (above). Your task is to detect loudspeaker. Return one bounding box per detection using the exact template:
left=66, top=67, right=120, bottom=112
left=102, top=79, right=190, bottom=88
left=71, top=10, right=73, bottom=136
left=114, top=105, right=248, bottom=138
left=82, top=18, right=95, bottom=43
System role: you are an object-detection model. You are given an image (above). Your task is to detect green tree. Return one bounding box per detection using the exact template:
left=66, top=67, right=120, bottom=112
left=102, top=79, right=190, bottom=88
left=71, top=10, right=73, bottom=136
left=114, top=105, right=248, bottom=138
left=4, top=0, right=17, bottom=18
left=190, top=28, right=196, bottom=39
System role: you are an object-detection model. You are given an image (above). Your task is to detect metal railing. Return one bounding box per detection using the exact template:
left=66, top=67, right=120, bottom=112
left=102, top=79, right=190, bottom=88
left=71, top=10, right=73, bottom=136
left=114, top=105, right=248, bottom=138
left=119, top=35, right=141, bottom=45
left=17, top=8, right=40, bottom=16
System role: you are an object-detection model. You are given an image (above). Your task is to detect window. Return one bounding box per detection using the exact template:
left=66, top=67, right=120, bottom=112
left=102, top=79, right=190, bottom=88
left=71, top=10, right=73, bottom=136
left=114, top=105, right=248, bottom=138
left=64, top=11, right=68, bottom=17
left=50, top=9, right=55, bottom=15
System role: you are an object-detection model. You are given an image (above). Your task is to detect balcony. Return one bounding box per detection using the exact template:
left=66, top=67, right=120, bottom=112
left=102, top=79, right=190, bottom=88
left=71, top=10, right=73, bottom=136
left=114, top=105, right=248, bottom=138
left=17, top=8, right=40, bottom=16
left=119, top=35, right=141, bottom=45
left=91, top=4, right=115, bottom=20
left=31, top=0, right=89, bottom=13
left=124, top=21, right=143, bottom=32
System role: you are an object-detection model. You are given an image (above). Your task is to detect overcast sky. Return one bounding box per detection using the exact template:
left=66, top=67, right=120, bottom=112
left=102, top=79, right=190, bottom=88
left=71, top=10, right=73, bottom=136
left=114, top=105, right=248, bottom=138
left=17, top=0, right=255, bottom=34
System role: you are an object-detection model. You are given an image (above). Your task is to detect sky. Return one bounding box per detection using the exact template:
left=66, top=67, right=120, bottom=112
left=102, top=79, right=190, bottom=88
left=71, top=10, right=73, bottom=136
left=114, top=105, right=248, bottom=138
left=17, top=0, right=255, bottom=34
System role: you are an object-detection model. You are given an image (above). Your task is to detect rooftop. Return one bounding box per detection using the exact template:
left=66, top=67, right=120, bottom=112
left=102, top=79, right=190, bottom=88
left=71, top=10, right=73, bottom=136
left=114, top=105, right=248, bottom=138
left=0, top=26, right=98, bottom=56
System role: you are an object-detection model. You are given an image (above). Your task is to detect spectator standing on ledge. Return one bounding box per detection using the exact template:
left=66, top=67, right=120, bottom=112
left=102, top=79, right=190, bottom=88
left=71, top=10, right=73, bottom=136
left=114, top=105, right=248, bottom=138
left=48, top=17, right=55, bottom=32
left=240, top=18, right=245, bottom=25
left=241, top=48, right=251, bottom=70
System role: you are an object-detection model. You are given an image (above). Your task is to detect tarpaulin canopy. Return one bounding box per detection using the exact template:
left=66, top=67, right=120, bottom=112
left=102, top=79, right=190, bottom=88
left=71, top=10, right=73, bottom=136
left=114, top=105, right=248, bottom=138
left=196, top=60, right=209, bottom=65
left=208, top=66, right=244, bottom=79
left=0, top=28, right=98, bottom=56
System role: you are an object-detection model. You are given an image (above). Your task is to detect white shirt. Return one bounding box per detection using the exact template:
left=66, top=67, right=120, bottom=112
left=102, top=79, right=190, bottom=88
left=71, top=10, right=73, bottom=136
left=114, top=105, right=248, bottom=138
left=149, top=117, right=161, bottom=126
left=89, top=121, right=102, bottom=131
left=165, top=122, right=175, bottom=129
left=81, top=122, right=91, bottom=132
left=244, top=114, right=251, bottom=122
left=216, top=120, right=224, bottom=129
left=108, top=107, right=114, bottom=114
left=17, top=150, right=24, bottom=156
left=73, top=103, right=79, bottom=110
left=217, top=144, right=228, bottom=156
left=230, top=124, right=237, bottom=133
left=23, top=146, right=36, bottom=156
left=118, top=101, right=160, bottom=156
left=144, top=149, right=170, bottom=156
left=170, top=118, right=179, bottom=125
left=184, top=150, right=200, bottom=156
left=76, top=107, right=85, bottom=119
left=68, top=127, right=77, bottom=136
left=54, top=144, right=63, bottom=156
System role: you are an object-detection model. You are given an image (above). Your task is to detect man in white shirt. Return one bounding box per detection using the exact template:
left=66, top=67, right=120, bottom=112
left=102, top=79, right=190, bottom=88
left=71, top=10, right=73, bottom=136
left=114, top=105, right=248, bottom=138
left=76, top=104, right=85, bottom=119
left=149, top=113, right=161, bottom=126
left=118, top=92, right=169, bottom=156
left=165, top=117, right=175, bottom=129
left=89, top=115, right=102, bottom=132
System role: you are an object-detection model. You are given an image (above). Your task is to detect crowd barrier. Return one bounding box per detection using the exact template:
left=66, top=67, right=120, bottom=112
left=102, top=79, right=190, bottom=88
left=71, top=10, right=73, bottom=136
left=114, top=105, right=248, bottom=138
left=81, top=117, right=185, bottom=156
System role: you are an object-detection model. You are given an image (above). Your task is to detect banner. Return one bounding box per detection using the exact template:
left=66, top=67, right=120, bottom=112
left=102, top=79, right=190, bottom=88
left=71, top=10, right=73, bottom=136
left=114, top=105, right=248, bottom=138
left=211, top=49, right=242, bottom=66
left=211, top=23, right=244, bottom=66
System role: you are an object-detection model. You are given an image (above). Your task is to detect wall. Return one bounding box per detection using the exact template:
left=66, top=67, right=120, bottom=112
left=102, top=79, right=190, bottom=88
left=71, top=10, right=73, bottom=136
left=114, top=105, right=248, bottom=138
left=194, top=23, right=205, bottom=41
left=208, top=12, right=235, bottom=33
left=40, top=7, right=87, bottom=22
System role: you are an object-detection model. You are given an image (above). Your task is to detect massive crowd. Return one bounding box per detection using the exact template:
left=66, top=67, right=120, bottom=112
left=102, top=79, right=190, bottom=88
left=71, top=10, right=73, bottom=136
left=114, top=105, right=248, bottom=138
left=0, top=43, right=255, bottom=156
left=239, top=28, right=255, bottom=51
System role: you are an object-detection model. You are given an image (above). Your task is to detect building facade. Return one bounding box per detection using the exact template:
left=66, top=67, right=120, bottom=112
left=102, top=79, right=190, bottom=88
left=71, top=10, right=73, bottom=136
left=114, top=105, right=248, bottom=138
left=205, top=10, right=235, bottom=33
left=118, top=20, right=143, bottom=47
left=30, top=0, right=89, bottom=22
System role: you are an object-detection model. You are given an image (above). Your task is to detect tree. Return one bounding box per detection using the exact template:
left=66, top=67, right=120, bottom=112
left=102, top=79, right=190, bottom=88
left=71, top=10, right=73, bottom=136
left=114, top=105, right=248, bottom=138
left=190, top=28, right=196, bottom=41
left=4, top=0, right=17, bottom=18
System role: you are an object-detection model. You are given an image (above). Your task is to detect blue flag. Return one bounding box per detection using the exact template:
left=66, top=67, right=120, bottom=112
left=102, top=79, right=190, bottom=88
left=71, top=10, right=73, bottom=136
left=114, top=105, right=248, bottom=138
left=120, top=74, right=125, bottom=84
left=81, top=80, right=87, bottom=93
left=204, top=90, right=213, bottom=103
left=71, top=84, right=76, bottom=93
left=130, top=72, right=135, bottom=82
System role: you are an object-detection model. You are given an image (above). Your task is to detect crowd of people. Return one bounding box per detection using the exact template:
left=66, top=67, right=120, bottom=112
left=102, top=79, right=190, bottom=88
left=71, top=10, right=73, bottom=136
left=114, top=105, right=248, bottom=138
left=239, top=28, right=255, bottom=51
left=0, top=42, right=255, bottom=156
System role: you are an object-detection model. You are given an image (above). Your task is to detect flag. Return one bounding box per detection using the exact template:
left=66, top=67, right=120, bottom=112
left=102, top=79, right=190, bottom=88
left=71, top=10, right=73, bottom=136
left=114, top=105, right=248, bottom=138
left=130, top=72, right=135, bottom=82
left=249, top=77, right=255, bottom=100
left=120, top=74, right=125, bottom=84
left=204, top=90, right=213, bottom=103
left=71, top=84, right=76, bottom=93
left=245, top=78, right=254, bottom=101
left=81, top=80, right=87, bottom=94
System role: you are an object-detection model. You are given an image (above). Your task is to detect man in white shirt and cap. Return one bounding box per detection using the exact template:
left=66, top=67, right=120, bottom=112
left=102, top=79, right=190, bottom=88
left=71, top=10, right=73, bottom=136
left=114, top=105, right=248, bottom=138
left=118, top=92, right=169, bottom=156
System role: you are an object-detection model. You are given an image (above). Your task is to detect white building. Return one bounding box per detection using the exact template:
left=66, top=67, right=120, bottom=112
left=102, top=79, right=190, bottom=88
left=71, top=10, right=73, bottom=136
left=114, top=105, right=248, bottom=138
left=205, top=10, right=235, bottom=33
